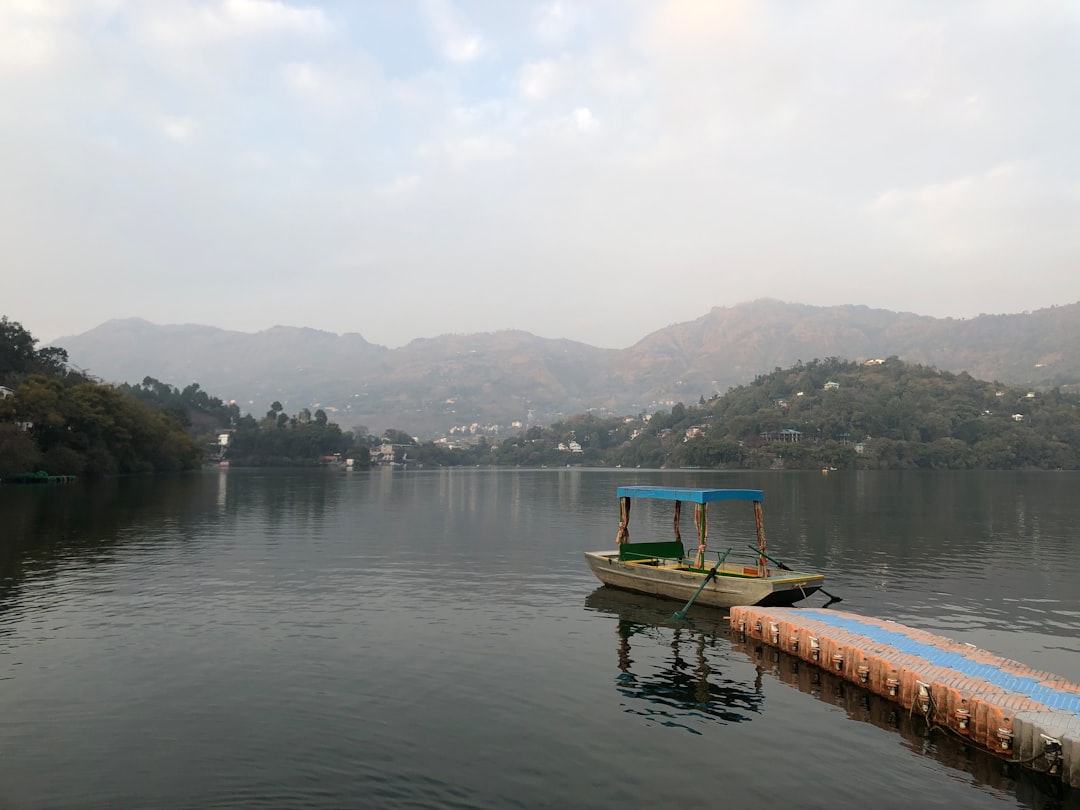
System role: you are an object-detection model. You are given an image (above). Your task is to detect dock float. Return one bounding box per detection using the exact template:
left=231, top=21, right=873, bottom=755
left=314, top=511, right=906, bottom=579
left=730, top=606, right=1080, bottom=789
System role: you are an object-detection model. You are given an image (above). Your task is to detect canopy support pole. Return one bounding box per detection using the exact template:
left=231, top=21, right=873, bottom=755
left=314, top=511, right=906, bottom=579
left=694, top=503, right=708, bottom=569
left=616, top=496, right=631, bottom=546
left=753, top=500, right=767, bottom=576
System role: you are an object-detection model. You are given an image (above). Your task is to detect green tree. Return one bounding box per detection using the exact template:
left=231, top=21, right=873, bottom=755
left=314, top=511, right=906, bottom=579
left=3, top=373, right=203, bottom=477
left=381, top=428, right=415, bottom=445
left=347, top=444, right=371, bottom=468
left=0, top=316, right=71, bottom=383
left=0, top=423, right=42, bottom=477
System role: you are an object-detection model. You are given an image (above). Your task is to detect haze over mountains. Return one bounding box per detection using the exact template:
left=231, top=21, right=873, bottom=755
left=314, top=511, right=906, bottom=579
left=55, top=299, right=1080, bottom=435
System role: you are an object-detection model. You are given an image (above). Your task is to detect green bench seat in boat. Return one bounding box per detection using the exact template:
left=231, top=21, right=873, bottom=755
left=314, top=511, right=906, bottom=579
left=619, top=541, right=685, bottom=564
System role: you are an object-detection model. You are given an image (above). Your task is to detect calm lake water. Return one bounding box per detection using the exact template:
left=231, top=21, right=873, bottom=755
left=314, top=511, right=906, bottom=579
left=1, top=468, right=1078, bottom=809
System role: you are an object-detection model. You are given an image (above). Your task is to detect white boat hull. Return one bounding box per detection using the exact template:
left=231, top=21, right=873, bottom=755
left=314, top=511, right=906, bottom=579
left=583, top=550, right=823, bottom=609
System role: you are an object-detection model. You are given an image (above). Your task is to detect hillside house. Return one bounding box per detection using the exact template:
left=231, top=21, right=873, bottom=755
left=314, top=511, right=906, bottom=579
left=374, top=443, right=415, bottom=464
left=760, top=429, right=802, bottom=443
left=823, top=381, right=840, bottom=390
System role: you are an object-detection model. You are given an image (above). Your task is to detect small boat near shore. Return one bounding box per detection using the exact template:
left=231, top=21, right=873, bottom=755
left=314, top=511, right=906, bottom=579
left=2, top=470, right=78, bottom=485
left=583, top=486, right=824, bottom=609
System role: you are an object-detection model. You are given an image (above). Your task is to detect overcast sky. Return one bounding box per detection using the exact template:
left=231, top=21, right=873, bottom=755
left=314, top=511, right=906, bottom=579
left=4, top=0, right=1079, bottom=349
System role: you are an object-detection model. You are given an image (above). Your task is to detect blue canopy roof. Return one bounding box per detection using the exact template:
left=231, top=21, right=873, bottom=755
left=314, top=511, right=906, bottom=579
left=616, top=486, right=763, bottom=504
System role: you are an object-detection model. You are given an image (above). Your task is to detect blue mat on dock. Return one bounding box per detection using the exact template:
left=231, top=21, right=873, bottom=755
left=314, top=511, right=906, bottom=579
left=800, top=609, right=1080, bottom=717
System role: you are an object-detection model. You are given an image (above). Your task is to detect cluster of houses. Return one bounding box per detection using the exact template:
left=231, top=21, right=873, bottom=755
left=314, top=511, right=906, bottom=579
left=446, top=420, right=521, bottom=436
left=371, top=442, right=415, bottom=464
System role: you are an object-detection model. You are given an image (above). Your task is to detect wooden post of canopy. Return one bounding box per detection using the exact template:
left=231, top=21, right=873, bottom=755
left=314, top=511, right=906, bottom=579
left=753, top=500, right=767, bottom=576
left=616, top=496, right=631, bottom=546
left=673, top=500, right=682, bottom=544
left=694, top=503, right=708, bottom=569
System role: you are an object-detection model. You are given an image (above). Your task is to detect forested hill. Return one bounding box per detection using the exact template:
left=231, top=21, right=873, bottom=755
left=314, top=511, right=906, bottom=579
left=0, top=317, right=204, bottom=479
left=700, top=357, right=1080, bottom=469
left=1, top=317, right=366, bottom=477
left=487, top=357, right=1080, bottom=470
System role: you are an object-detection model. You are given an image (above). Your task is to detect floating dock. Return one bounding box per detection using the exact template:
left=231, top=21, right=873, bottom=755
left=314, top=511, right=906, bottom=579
left=730, top=606, right=1080, bottom=789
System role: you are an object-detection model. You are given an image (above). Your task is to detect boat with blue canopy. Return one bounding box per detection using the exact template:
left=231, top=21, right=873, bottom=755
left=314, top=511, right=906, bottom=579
left=583, top=486, right=824, bottom=609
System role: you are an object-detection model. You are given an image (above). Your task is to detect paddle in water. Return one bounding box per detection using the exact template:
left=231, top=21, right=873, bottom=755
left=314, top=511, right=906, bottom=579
left=746, top=545, right=843, bottom=606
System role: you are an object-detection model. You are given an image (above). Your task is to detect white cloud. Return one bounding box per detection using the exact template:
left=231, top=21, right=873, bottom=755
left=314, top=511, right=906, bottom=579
left=420, top=136, right=516, bottom=168
left=279, top=54, right=383, bottom=116
left=421, top=0, right=483, bottom=63
left=867, top=163, right=1072, bottom=260
left=160, top=115, right=199, bottom=142
left=374, top=174, right=421, bottom=203
left=0, top=0, right=117, bottom=73
left=239, top=151, right=271, bottom=169
left=586, top=48, right=644, bottom=98
left=518, top=58, right=574, bottom=100
left=572, top=107, right=596, bottom=132
left=140, top=0, right=330, bottom=46
left=899, top=88, right=930, bottom=107
left=4, top=0, right=121, bottom=23
left=872, top=165, right=1016, bottom=217
left=532, top=1, right=586, bottom=45
left=451, top=100, right=501, bottom=125
left=643, top=0, right=756, bottom=54
left=223, top=0, right=326, bottom=33
left=444, top=34, right=481, bottom=63
left=0, top=18, right=58, bottom=71
left=282, top=61, right=322, bottom=93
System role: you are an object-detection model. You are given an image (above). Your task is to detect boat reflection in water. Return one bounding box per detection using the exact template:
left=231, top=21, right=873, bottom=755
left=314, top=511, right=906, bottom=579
left=584, top=587, right=764, bottom=733
left=585, top=587, right=1079, bottom=809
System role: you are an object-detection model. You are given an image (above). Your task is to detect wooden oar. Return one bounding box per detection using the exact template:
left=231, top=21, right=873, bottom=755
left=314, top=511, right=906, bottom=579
left=746, top=545, right=843, bottom=605
left=672, top=548, right=731, bottom=621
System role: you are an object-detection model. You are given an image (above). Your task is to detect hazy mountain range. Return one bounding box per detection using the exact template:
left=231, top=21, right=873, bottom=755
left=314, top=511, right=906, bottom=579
left=54, top=299, right=1080, bottom=435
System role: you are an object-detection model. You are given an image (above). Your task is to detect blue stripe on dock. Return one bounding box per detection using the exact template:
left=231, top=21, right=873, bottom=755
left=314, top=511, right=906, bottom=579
left=800, top=609, right=1080, bottom=718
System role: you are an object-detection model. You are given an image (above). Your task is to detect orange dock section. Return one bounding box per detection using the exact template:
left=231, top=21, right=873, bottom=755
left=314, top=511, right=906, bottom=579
left=730, top=606, right=1080, bottom=789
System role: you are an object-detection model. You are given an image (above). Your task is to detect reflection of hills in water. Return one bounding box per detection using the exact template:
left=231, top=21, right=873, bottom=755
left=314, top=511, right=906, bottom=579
left=585, top=587, right=763, bottom=733
left=0, top=471, right=343, bottom=572
left=0, top=471, right=347, bottom=608
left=2, top=476, right=202, bottom=581
left=585, top=587, right=1079, bottom=810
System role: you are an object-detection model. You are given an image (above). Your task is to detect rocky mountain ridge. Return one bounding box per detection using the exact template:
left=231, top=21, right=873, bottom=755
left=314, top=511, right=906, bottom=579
left=54, top=299, right=1080, bottom=434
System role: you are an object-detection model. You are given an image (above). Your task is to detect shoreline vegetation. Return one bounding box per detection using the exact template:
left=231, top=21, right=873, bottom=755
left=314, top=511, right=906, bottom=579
left=4, top=315, right=1079, bottom=479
